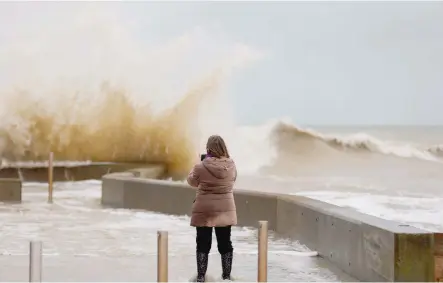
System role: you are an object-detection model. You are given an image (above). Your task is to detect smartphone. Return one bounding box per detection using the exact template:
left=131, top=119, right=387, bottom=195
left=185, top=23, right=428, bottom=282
left=200, top=154, right=207, bottom=161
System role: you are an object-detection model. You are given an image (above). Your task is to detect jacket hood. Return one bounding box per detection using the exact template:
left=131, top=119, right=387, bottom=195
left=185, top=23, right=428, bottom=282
left=202, top=157, right=236, bottom=179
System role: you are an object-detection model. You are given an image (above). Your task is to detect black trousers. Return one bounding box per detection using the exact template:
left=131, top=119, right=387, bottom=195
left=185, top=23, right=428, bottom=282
left=196, top=226, right=233, bottom=255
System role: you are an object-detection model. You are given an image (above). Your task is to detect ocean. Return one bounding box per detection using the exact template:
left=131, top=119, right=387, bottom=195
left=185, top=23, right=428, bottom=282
left=230, top=123, right=443, bottom=232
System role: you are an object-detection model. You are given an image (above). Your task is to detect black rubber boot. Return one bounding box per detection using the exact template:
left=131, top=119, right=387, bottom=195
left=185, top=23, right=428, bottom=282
left=221, top=251, right=233, bottom=280
left=196, top=252, right=209, bottom=282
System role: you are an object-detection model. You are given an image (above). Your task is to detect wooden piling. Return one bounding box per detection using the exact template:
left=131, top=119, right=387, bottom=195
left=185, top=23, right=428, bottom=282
left=257, top=220, right=268, bottom=282
left=157, top=231, right=168, bottom=282
left=48, top=152, right=53, bottom=203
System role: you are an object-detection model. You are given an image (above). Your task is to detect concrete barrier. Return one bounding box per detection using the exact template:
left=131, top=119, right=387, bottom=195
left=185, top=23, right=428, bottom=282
left=0, top=163, right=165, bottom=202
left=0, top=178, right=22, bottom=202
left=101, top=172, right=435, bottom=282
left=0, top=163, right=165, bottom=182
left=435, top=233, right=443, bottom=282
left=276, top=195, right=434, bottom=282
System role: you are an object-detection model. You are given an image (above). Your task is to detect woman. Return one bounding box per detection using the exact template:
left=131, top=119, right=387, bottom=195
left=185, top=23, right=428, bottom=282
left=187, top=135, right=237, bottom=282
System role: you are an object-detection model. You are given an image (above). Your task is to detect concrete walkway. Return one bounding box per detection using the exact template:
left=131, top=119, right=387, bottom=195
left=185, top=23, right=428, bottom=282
left=0, top=181, right=355, bottom=282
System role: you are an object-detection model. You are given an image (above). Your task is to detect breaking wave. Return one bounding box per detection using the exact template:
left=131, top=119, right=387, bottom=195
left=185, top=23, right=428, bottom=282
left=0, top=3, right=261, bottom=179
left=269, top=121, right=442, bottom=164
left=428, top=144, right=443, bottom=157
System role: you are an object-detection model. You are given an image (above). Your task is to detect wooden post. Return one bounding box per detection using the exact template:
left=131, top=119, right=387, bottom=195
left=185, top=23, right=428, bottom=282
left=257, top=220, right=268, bottom=282
left=157, top=231, right=168, bottom=282
left=29, top=241, right=42, bottom=282
left=48, top=152, right=53, bottom=203
left=435, top=233, right=443, bottom=282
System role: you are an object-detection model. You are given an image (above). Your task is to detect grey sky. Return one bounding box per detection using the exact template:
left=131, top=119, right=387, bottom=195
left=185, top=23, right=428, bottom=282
left=2, top=1, right=442, bottom=126
left=119, top=1, right=443, bottom=126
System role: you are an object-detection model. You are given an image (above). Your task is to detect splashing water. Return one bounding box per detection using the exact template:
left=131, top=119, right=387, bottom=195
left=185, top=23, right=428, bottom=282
left=0, top=2, right=262, bottom=179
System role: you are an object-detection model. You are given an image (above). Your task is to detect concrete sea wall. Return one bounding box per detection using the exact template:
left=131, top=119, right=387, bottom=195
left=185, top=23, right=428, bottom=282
left=0, top=178, right=21, bottom=202
left=102, top=171, right=435, bottom=282
left=0, top=163, right=166, bottom=182
left=436, top=233, right=443, bottom=282
left=0, top=163, right=165, bottom=202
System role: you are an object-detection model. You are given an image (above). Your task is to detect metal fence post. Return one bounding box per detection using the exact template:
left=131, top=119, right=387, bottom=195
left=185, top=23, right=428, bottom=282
left=29, top=241, right=42, bottom=282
